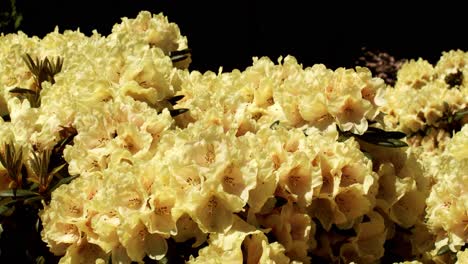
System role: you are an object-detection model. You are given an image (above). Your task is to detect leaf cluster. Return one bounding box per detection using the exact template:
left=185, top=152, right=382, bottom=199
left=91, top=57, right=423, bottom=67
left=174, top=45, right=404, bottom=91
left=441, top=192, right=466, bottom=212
left=338, top=126, right=408, bottom=148
left=9, top=53, right=63, bottom=108
left=0, top=127, right=77, bottom=262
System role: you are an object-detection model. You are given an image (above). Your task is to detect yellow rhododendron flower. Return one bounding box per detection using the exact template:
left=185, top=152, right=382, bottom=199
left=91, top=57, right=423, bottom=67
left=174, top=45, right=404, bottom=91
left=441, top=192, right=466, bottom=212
left=457, top=248, right=468, bottom=264
left=58, top=241, right=108, bottom=264
left=116, top=214, right=168, bottom=262
left=396, top=58, right=434, bottom=89
left=434, top=49, right=468, bottom=87
left=172, top=213, right=207, bottom=247
left=110, top=11, right=189, bottom=55
left=188, top=216, right=290, bottom=264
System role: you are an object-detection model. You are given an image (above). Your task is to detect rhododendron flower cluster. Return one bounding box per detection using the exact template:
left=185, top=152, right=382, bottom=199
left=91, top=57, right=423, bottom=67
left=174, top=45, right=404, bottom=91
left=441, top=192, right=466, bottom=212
left=1, top=10, right=467, bottom=264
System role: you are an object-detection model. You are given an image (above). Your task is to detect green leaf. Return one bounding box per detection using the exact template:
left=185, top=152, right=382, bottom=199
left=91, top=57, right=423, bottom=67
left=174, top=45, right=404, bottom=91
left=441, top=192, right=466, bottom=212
left=8, top=87, right=36, bottom=95
left=14, top=14, right=22, bottom=30
left=437, top=245, right=451, bottom=256
left=357, top=135, right=408, bottom=148
left=362, top=151, right=372, bottom=160
left=0, top=141, right=24, bottom=182
left=36, top=256, right=46, bottom=264
left=454, top=109, right=468, bottom=121
left=0, top=189, right=40, bottom=198
left=22, top=53, right=39, bottom=75
left=169, top=49, right=191, bottom=63
left=365, top=127, right=407, bottom=139
left=169, top=48, right=192, bottom=57
left=24, top=195, right=43, bottom=205
left=49, top=163, right=66, bottom=178
left=337, top=125, right=408, bottom=148
left=21, top=53, right=63, bottom=87
left=443, top=101, right=450, bottom=112
left=29, top=183, right=40, bottom=191
left=35, top=218, right=41, bottom=233
left=0, top=205, right=15, bottom=216
left=54, top=126, right=78, bottom=153
left=49, top=175, right=79, bottom=193
left=167, top=95, right=184, bottom=105
left=169, top=108, right=188, bottom=117
left=0, top=197, right=15, bottom=207
left=269, top=120, right=280, bottom=130
left=337, top=131, right=353, bottom=142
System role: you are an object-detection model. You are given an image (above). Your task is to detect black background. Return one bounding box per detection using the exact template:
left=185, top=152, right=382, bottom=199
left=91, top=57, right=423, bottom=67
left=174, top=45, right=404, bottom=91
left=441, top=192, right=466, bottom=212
left=6, top=0, right=468, bottom=72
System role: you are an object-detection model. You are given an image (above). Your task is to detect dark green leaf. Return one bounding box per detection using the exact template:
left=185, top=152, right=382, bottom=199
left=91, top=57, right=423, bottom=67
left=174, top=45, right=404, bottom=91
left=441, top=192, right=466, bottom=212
left=49, top=163, right=66, bottom=178
left=49, top=175, right=79, bottom=193
left=0, top=205, right=15, bottom=216
left=55, top=126, right=78, bottom=153
left=24, top=195, right=43, bottom=205
left=169, top=49, right=192, bottom=57
left=437, top=245, right=451, bottom=256
left=169, top=108, right=188, bottom=117
left=0, top=141, right=24, bottom=182
left=359, top=137, right=408, bottom=148
left=443, top=101, right=450, bottom=111
left=362, top=151, right=372, bottom=160
left=22, top=53, right=39, bottom=75
left=8, top=87, right=36, bottom=95
left=167, top=95, right=184, bottom=105
left=454, top=109, right=468, bottom=121
left=29, top=183, right=40, bottom=191
left=0, top=197, right=15, bottom=207
left=36, top=256, right=46, bottom=264
left=171, top=55, right=190, bottom=63
left=337, top=125, right=408, bottom=148
left=365, top=127, right=407, bottom=139
left=386, top=138, right=408, bottom=147
left=0, top=189, right=40, bottom=197
left=337, top=131, right=353, bottom=142
left=169, top=49, right=191, bottom=63
left=270, top=120, right=280, bottom=130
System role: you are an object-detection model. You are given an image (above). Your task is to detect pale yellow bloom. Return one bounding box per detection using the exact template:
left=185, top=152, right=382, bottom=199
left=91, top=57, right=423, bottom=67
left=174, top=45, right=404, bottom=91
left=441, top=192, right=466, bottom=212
left=110, top=11, right=189, bottom=55
left=340, top=211, right=387, bottom=264
left=58, top=240, right=108, bottom=264
left=457, top=248, right=468, bottom=264
left=396, top=58, right=434, bottom=89
left=116, top=214, right=168, bottom=262
left=188, top=216, right=290, bottom=264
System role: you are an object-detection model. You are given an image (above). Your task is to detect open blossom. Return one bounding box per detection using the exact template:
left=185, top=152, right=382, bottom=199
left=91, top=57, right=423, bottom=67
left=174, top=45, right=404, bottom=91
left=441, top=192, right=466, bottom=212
left=396, top=58, right=434, bottom=89
left=257, top=202, right=312, bottom=263
left=118, top=47, right=176, bottom=105
left=425, top=125, right=468, bottom=251
left=116, top=214, right=168, bottom=262
left=187, top=216, right=290, bottom=264
left=110, top=11, right=189, bottom=55
left=434, top=49, right=468, bottom=87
